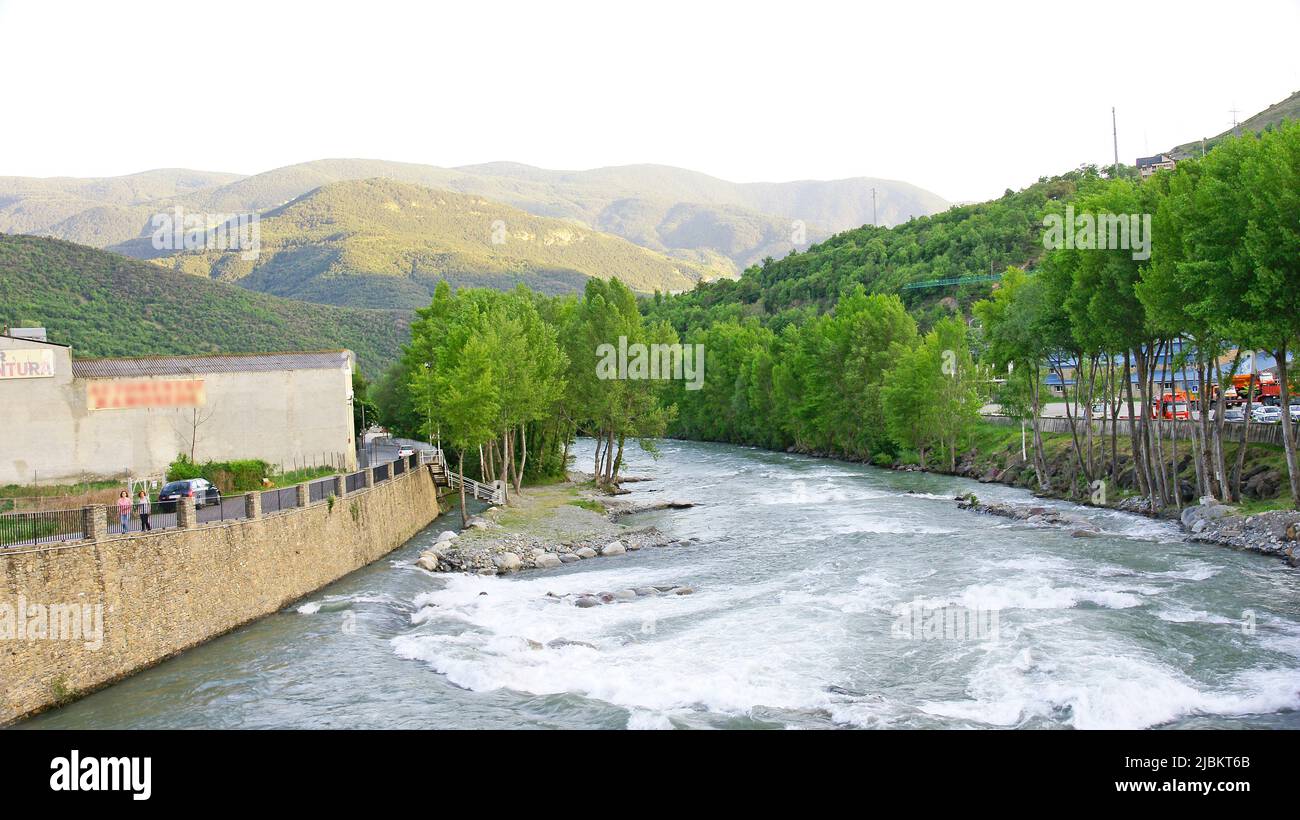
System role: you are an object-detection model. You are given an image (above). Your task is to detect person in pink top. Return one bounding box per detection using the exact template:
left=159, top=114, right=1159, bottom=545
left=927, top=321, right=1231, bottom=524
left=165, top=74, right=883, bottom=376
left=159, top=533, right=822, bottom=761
left=116, top=491, right=132, bottom=533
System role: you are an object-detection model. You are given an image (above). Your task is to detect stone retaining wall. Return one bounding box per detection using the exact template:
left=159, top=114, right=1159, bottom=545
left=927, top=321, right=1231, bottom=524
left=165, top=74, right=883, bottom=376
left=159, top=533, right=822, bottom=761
left=0, top=464, right=443, bottom=725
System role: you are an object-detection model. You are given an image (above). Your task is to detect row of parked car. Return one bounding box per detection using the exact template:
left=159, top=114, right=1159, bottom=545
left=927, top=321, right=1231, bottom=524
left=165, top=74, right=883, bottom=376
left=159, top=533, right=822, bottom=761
left=1220, top=404, right=1300, bottom=424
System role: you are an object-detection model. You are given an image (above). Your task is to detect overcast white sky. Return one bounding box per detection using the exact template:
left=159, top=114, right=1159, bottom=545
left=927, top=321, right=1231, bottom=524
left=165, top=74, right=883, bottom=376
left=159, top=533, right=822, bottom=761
left=1, top=0, right=1297, bottom=202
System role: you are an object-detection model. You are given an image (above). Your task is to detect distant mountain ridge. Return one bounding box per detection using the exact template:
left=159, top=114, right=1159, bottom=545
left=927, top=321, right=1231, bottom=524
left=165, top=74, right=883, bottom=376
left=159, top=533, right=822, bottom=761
left=0, top=159, right=950, bottom=276
left=146, top=178, right=716, bottom=308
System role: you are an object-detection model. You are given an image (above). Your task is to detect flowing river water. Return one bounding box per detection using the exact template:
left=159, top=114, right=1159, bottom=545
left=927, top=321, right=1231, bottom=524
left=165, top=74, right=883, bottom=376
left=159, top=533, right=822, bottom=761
left=21, top=440, right=1300, bottom=730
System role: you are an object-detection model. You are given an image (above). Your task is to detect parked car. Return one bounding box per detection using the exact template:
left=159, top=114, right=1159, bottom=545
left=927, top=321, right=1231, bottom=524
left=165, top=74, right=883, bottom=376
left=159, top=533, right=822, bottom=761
left=157, top=478, right=222, bottom=511
left=1222, top=407, right=1246, bottom=423
left=1290, top=404, right=1300, bottom=422
left=1252, top=405, right=1282, bottom=424
left=397, top=446, right=416, bottom=458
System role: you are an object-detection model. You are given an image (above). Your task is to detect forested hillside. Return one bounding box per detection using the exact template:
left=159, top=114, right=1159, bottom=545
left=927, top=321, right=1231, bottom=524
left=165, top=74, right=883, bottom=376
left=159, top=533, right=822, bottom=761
left=0, top=235, right=407, bottom=374
left=645, top=170, right=1087, bottom=332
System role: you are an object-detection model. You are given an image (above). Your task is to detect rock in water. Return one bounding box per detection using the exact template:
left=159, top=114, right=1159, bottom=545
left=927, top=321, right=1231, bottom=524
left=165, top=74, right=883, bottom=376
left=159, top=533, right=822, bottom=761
left=435, top=530, right=458, bottom=543
left=574, top=596, right=601, bottom=608
left=601, top=540, right=627, bottom=556
left=575, top=547, right=598, bottom=559
left=534, top=554, right=562, bottom=569
left=415, top=555, right=440, bottom=572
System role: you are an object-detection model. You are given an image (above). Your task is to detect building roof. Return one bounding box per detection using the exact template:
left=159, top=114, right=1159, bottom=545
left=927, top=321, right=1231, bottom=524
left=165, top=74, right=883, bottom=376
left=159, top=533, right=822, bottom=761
left=71, top=350, right=351, bottom=379
left=1136, top=154, right=1174, bottom=167
left=0, top=329, right=69, bottom=348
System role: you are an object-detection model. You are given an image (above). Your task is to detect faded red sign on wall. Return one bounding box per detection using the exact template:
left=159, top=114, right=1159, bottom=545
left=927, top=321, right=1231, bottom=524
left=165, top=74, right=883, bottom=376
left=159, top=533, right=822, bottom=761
left=87, top=379, right=206, bottom=410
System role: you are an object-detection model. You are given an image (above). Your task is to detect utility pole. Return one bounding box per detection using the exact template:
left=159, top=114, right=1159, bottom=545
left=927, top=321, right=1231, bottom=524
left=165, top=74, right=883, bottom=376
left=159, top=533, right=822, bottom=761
left=1112, top=107, right=1119, bottom=170
left=871, top=187, right=877, bottom=227
left=1230, top=106, right=1241, bottom=137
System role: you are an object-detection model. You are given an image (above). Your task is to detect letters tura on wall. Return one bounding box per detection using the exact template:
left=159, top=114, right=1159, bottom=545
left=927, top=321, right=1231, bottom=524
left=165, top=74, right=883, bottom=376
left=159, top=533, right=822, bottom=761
left=0, top=349, right=55, bottom=379
left=86, top=379, right=207, bottom=410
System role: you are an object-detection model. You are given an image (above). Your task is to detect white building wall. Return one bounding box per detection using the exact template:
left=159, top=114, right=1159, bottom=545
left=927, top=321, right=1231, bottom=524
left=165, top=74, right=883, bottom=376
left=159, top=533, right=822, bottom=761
left=0, top=336, right=357, bottom=486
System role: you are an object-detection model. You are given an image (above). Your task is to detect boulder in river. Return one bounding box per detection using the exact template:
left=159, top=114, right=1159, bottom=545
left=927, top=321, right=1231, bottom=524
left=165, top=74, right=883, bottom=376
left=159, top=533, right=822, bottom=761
left=576, top=547, right=598, bottom=559
left=601, top=540, right=627, bottom=556
left=534, top=554, right=562, bottom=569
left=435, top=530, right=458, bottom=543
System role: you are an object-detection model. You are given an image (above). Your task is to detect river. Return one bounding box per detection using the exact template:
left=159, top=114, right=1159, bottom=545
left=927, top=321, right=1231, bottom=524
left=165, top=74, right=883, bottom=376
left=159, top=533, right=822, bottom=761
left=20, top=440, right=1300, bottom=730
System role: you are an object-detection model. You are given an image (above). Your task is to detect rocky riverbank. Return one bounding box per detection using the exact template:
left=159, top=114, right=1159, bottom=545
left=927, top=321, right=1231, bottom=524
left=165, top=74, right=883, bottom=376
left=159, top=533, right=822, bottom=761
left=950, top=490, right=1300, bottom=565
left=413, top=479, right=689, bottom=576
left=782, top=429, right=1299, bottom=566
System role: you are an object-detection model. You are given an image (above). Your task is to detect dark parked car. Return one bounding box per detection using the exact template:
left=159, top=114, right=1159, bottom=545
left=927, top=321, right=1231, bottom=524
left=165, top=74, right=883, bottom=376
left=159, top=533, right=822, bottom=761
left=157, top=478, right=221, bottom=511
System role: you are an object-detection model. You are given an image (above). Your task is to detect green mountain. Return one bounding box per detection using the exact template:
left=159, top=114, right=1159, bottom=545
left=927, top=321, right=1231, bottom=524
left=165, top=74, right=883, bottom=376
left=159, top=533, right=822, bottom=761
left=0, top=159, right=949, bottom=276
left=647, top=171, right=1085, bottom=330
left=0, top=234, right=407, bottom=375
left=1168, top=89, right=1300, bottom=159
left=147, top=178, right=719, bottom=308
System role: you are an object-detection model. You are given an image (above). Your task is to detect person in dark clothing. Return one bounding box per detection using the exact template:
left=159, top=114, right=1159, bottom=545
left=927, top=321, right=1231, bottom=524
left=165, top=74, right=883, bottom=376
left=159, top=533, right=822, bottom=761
left=136, top=489, right=152, bottom=531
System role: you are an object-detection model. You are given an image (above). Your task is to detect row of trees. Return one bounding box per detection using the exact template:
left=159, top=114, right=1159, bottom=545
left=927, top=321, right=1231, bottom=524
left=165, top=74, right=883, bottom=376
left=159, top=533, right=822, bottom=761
left=367, top=125, right=1296, bottom=514
left=979, top=122, right=1300, bottom=509
left=375, top=279, right=678, bottom=518
left=659, top=287, right=984, bottom=471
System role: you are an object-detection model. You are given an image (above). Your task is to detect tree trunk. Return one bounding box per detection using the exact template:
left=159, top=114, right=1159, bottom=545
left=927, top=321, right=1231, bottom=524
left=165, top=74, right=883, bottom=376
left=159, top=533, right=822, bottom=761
left=515, top=424, right=527, bottom=494
left=458, top=449, right=468, bottom=524
left=1232, top=376, right=1255, bottom=502
left=1275, top=343, right=1300, bottom=508
left=1029, top=368, right=1049, bottom=490
left=612, top=433, right=626, bottom=483
left=604, top=429, right=617, bottom=483
left=1126, top=349, right=1151, bottom=501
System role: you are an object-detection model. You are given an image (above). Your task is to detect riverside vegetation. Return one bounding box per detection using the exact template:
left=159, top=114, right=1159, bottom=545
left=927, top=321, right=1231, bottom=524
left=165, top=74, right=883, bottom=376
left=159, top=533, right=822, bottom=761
left=373, top=123, right=1300, bottom=565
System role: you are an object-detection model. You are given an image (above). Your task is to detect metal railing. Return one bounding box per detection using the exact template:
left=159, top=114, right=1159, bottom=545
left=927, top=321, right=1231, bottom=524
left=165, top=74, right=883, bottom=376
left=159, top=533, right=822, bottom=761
left=260, top=486, right=299, bottom=514
left=111, top=501, right=177, bottom=535
left=0, top=508, right=84, bottom=549
left=197, top=496, right=248, bottom=525
left=308, top=477, right=336, bottom=504
left=345, top=470, right=366, bottom=494
left=422, top=447, right=503, bottom=503
left=2, top=450, right=429, bottom=548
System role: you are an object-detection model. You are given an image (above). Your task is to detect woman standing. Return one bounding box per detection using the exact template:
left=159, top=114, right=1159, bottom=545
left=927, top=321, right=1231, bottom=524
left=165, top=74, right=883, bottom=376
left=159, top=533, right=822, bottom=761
left=116, top=491, right=132, bottom=533
left=136, top=489, right=152, bottom=531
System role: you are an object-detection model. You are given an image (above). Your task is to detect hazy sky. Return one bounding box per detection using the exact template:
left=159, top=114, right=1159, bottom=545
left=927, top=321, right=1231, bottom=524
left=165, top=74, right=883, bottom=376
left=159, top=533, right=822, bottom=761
left=1, top=0, right=1297, bottom=202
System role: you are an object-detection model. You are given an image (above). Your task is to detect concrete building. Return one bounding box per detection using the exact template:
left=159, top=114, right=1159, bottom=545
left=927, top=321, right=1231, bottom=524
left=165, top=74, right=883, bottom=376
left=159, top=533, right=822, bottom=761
left=0, top=330, right=357, bottom=486
left=1136, top=153, right=1177, bottom=179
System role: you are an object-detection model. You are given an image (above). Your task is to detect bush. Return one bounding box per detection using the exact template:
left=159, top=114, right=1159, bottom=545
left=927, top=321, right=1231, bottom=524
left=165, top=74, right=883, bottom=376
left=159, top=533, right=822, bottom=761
left=166, top=455, right=271, bottom=492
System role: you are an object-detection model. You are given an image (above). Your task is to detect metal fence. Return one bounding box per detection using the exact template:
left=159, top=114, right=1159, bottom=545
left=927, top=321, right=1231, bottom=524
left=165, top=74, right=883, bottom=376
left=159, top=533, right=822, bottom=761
left=111, top=501, right=178, bottom=535
left=260, top=486, right=299, bottom=514
left=345, top=470, right=366, bottom=494
left=983, top=414, right=1296, bottom=446
left=0, top=508, right=84, bottom=549
left=2, top=451, right=427, bottom=548
left=197, top=496, right=248, bottom=525
left=308, top=477, right=336, bottom=504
